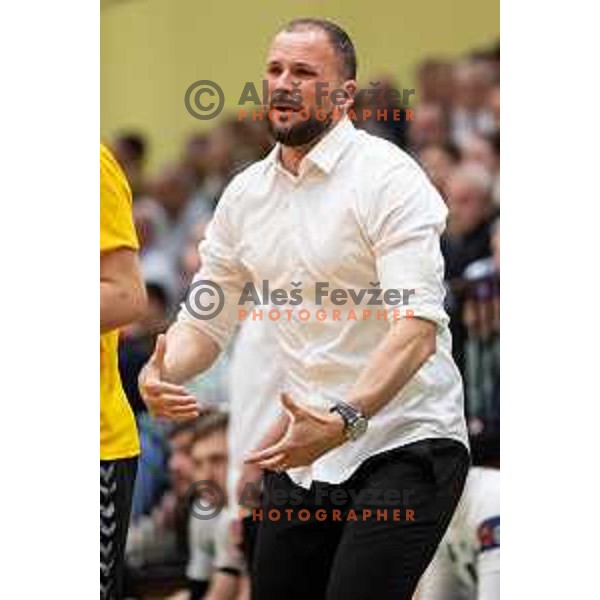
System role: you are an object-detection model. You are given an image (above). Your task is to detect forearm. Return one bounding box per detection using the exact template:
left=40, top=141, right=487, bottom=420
left=100, top=279, right=146, bottom=333
left=347, top=318, right=436, bottom=417
left=160, top=321, right=221, bottom=384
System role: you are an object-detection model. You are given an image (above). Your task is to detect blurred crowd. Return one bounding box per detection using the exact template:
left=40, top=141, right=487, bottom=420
left=111, top=41, right=500, bottom=599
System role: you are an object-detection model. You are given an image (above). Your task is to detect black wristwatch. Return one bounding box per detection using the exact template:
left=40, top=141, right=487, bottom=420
left=330, top=401, right=369, bottom=441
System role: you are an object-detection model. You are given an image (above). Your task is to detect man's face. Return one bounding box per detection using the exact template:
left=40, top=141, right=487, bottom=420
left=419, top=146, right=455, bottom=195
left=418, top=63, right=453, bottom=105
left=168, top=430, right=195, bottom=498
left=264, top=28, right=354, bottom=147
left=446, top=177, right=489, bottom=235
left=151, top=166, right=191, bottom=215
left=191, top=430, right=228, bottom=500
left=409, top=105, right=447, bottom=149
left=454, top=61, right=493, bottom=110
left=461, top=136, right=497, bottom=174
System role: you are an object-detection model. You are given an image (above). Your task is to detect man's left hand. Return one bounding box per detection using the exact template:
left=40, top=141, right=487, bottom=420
left=245, top=393, right=346, bottom=470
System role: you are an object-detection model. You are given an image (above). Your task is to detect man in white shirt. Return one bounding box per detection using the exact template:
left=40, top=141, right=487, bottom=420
left=140, top=18, right=469, bottom=600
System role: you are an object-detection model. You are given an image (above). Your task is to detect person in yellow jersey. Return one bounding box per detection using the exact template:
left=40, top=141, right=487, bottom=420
left=101, top=143, right=199, bottom=599
left=100, top=142, right=146, bottom=600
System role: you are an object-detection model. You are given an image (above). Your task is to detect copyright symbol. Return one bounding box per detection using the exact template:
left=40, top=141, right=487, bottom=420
left=185, top=279, right=225, bottom=320
left=186, top=480, right=225, bottom=521
left=184, top=80, right=225, bottom=120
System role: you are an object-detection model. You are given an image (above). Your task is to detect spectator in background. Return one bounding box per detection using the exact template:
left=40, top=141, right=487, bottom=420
left=132, top=164, right=212, bottom=295
left=112, top=132, right=148, bottom=198
left=417, top=59, right=454, bottom=108
left=185, top=412, right=243, bottom=600
left=181, top=120, right=273, bottom=208
left=126, top=420, right=200, bottom=596
left=354, top=76, right=408, bottom=148
left=459, top=133, right=500, bottom=205
left=407, top=102, right=450, bottom=153
left=443, top=163, right=497, bottom=268
left=133, top=196, right=170, bottom=255
left=459, top=135, right=498, bottom=178
left=470, top=43, right=500, bottom=86
left=461, top=220, right=500, bottom=438
left=132, top=197, right=182, bottom=309
left=197, top=125, right=235, bottom=207
left=226, top=118, right=273, bottom=170
left=418, top=142, right=461, bottom=198
left=450, top=59, right=496, bottom=145
left=442, top=164, right=498, bottom=378
left=149, top=164, right=212, bottom=260
left=183, top=133, right=212, bottom=190
left=462, top=250, right=500, bottom=355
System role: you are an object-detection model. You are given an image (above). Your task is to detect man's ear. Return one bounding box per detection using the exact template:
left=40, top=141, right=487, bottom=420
left=340, top=80, right=357, bottom=112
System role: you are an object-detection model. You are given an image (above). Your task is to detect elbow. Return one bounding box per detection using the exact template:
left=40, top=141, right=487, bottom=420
left=419, top=321, right=437, bottom=362
left=115, top=278, right=147, bottom=326
left=101, top=249, right=149, bottom=331
left=129, top=279, right=148, bottom=323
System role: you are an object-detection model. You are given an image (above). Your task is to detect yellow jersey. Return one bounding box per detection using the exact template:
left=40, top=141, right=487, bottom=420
left=100, top=144, right=140, bottom=460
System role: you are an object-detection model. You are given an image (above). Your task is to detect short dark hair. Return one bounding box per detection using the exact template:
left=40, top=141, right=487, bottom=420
left=116, top=132, right=147, bottom=162
left=167, top=410, right=229, bottom=442
left=439, top=141, right=462, bottom=163
left=191, top=410, right=229, bottom=445
left=168, top=418, right=199, bottom=440
left=283, top=18, right=357, bottom=80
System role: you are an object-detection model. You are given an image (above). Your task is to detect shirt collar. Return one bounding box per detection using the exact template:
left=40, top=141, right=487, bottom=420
left=265, top=115, right=356, bottom=177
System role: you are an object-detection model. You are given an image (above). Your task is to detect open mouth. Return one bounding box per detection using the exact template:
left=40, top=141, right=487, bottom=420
left=270, top=103, right=302, bottom=113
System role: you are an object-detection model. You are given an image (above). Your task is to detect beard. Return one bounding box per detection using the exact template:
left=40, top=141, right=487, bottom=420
left=268, top=109, right=334, bottom=147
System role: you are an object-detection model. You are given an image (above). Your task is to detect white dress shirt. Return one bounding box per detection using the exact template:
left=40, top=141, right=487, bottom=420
left=180, top=116, right=468, bottom=488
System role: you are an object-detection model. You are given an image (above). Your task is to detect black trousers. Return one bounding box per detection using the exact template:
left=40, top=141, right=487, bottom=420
left=252, top=438, right=469, bottom=600
left=100, top=456, right=138, bottom=600
left=241, top=514, right=259, bottom=575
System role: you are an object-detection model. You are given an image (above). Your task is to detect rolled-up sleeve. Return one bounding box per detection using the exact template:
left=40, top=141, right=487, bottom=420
left=360, top=159, right=450, bottom=328
left=177, top=180, right=249, bottom=349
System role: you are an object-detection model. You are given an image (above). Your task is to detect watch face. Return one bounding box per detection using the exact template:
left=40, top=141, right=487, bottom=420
left=349, top=416, right=369, bottom=440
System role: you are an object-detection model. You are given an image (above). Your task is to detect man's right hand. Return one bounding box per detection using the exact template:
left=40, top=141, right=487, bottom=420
left=139, top=334, right=201, bottom=421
